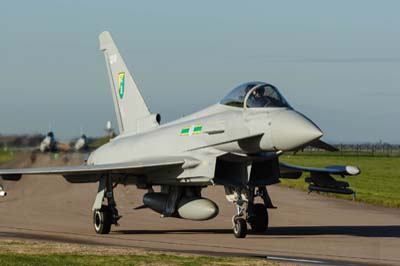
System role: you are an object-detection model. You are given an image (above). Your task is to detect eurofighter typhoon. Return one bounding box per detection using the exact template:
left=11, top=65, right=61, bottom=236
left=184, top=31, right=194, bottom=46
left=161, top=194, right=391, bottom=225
left=0, top=32, right=360, bottom=238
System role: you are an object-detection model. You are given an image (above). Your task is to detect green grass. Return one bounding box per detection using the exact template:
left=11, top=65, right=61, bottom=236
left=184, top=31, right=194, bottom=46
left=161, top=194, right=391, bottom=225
left=89, top=137, right=110, bottom=149
left=0, top=240, right=277, bottom=266
left=0, top=254, right=254, bottom=266
left=280, top=154, right=400, bottom=208
left=0, top=150, right=17, bottom=164
left=0, top=253, right=276, bottom=266
left=293, top=150, right=400, bottom=157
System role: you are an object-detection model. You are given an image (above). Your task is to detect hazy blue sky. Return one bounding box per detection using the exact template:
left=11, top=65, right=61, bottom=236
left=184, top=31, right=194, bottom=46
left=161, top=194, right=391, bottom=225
left=1, top=1, right=399, bottom=143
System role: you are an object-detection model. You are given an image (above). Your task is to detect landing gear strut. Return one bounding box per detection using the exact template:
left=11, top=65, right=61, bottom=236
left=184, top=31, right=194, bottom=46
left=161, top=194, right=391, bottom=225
left=92, top=175, right=121, bottom=234
left=226, top=186, right=274, bottom=238
left=230, top=187, right=248, bottom=238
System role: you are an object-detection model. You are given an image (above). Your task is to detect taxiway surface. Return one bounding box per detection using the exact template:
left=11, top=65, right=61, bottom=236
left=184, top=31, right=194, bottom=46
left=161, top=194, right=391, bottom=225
left=0, top=154, right=399, bottom=265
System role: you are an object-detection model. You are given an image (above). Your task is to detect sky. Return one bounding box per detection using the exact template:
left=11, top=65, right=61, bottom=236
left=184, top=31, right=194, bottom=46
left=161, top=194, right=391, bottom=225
left=1, top=0, right=400, bottom=143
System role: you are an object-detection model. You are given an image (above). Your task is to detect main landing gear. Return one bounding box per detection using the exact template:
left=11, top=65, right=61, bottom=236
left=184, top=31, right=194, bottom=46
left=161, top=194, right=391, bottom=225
left=226, top=186, right=275, bottom=238
left=92, top=175, right=121, bottom=234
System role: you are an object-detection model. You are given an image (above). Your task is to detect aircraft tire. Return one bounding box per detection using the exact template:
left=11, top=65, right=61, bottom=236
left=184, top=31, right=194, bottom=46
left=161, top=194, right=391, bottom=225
left=249, top=203, right=268, bottom=233
left=93, top=205, right=112, bottom=234
left=233, top=218, right=247, bottom=238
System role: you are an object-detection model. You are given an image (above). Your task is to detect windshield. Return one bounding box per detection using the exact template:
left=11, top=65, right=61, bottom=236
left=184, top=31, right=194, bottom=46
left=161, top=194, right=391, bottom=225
left=220, top=82, right=290, bottom=108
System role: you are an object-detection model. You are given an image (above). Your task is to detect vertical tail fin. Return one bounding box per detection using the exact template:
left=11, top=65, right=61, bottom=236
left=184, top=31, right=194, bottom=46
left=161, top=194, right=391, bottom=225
left=99, top=31, right=151, bottom=135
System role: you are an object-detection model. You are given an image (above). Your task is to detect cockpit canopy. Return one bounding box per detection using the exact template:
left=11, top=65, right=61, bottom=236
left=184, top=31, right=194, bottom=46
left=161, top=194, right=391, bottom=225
left=220, top=82, right=290, bottom=108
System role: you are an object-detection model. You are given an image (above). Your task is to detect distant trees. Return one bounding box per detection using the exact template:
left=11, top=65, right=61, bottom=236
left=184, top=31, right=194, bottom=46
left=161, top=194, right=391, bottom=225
left=0, top=134, right=44, bottom=149
left=303, top=142, right=400, bottom=157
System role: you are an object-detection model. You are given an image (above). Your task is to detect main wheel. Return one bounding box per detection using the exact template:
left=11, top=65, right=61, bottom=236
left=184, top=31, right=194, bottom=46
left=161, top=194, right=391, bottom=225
left=93, top=205, right=112, bottom=234
left=249, top=203, right=269, bottom=233
left=233, top=218, right=247, bottom=238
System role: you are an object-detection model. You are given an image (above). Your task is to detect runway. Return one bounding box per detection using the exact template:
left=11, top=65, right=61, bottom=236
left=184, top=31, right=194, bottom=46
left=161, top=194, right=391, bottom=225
left=0, top=154, right=399, bottom=265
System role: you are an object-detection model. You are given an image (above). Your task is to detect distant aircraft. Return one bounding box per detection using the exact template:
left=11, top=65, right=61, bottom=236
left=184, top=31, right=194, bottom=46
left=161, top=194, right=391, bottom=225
left=74, top=134, right=89, bottom=152
left=39, top=131, right=89, bottom=153
left=0, top=32, right=360, bottom=238
left=0, top=185, right=6, bottom=197
left=39, top=131, right=58, bottom=153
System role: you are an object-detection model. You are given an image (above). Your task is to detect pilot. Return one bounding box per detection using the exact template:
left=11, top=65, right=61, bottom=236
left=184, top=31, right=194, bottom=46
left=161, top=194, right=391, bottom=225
left=239, top=84, right=256, bottom=102
left=247, top=87, right=268, bottom=107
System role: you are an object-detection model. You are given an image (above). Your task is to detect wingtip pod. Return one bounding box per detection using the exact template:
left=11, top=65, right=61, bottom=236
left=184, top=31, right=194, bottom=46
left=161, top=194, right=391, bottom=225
left=345, top=166, right=361, bottom=176
left=99, top=31, right=112, bottom=51
left=325, top=165, right=361, bottom=176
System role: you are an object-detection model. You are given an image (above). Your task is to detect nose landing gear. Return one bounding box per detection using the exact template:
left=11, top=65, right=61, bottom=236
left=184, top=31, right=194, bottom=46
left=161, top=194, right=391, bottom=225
left=226, top=186, right=274, bottom=238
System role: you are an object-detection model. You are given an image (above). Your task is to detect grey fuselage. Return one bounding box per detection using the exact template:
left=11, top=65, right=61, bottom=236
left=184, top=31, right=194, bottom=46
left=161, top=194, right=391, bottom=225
left=88, top=103, right=322, bottom=167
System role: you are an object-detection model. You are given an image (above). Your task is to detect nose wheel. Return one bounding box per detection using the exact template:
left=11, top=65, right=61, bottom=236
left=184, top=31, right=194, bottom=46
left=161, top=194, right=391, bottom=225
left=233, top=218, right=247, bottom=238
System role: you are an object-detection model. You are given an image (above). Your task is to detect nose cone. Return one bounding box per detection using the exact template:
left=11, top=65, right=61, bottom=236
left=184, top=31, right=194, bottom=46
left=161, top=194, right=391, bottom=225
left=271, top=110, right=323, bottom=151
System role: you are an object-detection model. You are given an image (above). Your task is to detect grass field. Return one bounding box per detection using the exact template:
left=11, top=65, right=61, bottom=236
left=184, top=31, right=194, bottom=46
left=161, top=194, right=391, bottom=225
left=0, top=254, right=269, bottom=266
left=0, top=240, right=277, bottom=266
left=89, top=137, right=110, bottom=149
left=0, top=150, right=16, bottom=164
left=280, top=153, right=400, bottom=208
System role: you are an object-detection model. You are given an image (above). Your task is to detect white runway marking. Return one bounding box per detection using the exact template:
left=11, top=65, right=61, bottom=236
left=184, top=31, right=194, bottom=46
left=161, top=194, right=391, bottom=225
left=266, top=255, right=325, bottom=264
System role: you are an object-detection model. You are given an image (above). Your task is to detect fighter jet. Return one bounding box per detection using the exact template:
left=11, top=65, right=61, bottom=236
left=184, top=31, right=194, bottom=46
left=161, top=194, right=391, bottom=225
left=39, top=131, right=57, bottom=152
left=39, top=131, right=71, bottom=153
left=0, top=185, right=6, bottom=197
left=0, top=32, right=360, bottom=238
left=74, top=134, right=89, bottom=152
